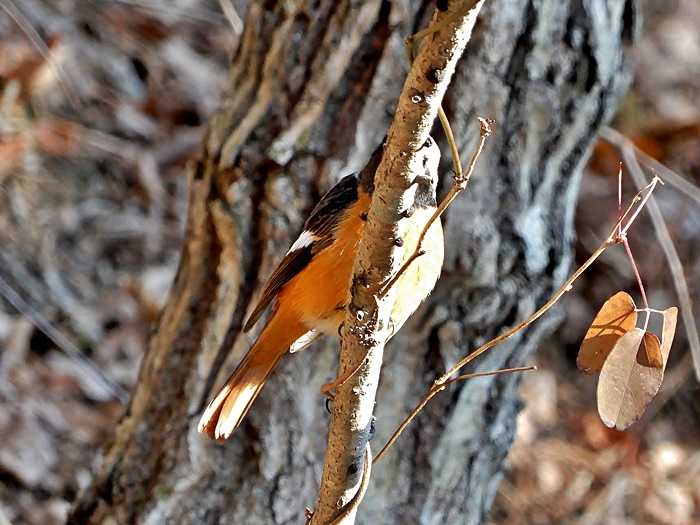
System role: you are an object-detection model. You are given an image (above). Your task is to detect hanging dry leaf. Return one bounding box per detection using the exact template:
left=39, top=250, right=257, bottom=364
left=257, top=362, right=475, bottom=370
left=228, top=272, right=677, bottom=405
left=597, top=328, right=663, bottom=430
left=578, top=291, right=637, bottom=373
left=660, top=307, right=678, bottom=365
left=637, top=332, right=663, bottom=369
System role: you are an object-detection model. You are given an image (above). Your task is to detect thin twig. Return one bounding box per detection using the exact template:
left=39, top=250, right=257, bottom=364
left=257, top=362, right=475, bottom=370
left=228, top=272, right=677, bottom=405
left=373, top=179, right=663, bottom=462
left=438, top=106, right=464, bottom=179
left=622, top=238, right=650, bottom=331
left=617, top=164, right=623, bottom=238
left=618, top=176, right=661, bottom=236
left=373, top=366, right=536, bottom=464
left=635, top=308, right=667, bottom=316
left=438, top=244, right=608, bottom=383
left=602, top=127, right=700, bottom=206
left=381, top=117, right=492, bottom=296
left=621, top=144, right=700, bottom=381
left=439, top=177, right=659, bottom=384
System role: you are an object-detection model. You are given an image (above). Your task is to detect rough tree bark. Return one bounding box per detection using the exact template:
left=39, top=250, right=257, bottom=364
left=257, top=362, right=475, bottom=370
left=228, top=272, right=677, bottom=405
left=70, top=1, right=637, bottom=524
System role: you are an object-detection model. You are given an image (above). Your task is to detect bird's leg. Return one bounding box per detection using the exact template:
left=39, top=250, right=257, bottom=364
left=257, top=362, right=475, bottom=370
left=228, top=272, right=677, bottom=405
left=320, top=350, right=370, bottom=399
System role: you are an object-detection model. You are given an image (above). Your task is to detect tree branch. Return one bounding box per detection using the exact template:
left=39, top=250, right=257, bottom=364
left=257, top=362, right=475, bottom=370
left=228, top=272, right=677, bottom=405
left=309, top=1, right=486, bottom=523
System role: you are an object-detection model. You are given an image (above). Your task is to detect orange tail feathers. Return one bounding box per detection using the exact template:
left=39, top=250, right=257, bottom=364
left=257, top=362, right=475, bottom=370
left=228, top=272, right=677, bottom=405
left=198, top=312, right=305, bottom=440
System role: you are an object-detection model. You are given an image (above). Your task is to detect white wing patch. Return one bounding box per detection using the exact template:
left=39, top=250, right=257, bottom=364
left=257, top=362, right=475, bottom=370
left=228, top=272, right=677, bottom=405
left=289, top=330, right=320, bottom=353
left=286, top=230, right=317, bottom=254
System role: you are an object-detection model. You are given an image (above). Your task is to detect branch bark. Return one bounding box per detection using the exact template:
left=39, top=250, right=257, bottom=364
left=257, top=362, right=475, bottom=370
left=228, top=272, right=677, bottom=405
left=311, top=2, right=485, bottom=523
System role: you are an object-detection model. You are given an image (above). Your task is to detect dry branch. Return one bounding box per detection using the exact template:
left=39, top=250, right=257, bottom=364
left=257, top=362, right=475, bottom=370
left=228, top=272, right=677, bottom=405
left=309, top=1, right=486, bottom=523
left=373, top=176, right=663, bottom=463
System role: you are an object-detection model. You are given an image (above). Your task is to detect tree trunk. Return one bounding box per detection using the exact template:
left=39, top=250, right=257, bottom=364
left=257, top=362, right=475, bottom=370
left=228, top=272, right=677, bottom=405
left=70, top=1, right=636, bottom=523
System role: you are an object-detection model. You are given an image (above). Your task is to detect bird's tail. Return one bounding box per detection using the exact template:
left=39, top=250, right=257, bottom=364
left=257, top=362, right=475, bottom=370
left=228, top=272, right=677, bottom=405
left=197, top=311, right=304, bottom=440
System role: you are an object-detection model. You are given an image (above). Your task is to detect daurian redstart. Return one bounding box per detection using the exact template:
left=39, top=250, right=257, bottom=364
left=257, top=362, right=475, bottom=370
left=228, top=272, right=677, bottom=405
left=198, top=137, right=444, bottom=440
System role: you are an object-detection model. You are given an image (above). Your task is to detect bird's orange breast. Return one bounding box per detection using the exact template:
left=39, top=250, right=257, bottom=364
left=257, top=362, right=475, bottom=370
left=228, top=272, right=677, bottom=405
left=277, top=192, right=371, bottom=334
left=277, top=192, right=443, bottom=339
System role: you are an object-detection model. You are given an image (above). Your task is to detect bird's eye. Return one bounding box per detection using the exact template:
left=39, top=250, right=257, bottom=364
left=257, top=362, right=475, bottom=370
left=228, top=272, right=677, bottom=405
left=423, top=137, right=433, bottom=148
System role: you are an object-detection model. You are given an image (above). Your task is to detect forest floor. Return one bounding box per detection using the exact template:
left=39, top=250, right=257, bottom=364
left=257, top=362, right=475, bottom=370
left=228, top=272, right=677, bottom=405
left=1, top=1, right=698, bottom=524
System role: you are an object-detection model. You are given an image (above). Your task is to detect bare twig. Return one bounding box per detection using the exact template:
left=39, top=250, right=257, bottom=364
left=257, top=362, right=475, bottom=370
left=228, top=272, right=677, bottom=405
left=440, top=177, right=659, bottom=383
left=380, top=117, right=493, bottom=296
left=617, top=165, right=623, bottom=237
left=310, top=2, right=486, bottom=523
left=438, top=106, right=464, bottom=179
left=373, top=366, right=537, bottom=464
left=374, top=178, right=662, bottom=461
left=621, top=144, right=700, bottom=381
left=602, top=127, right=700, bottom=206
left=622, top=238, right=650, bottom=331
left=615, top=165, right=652, bottom=329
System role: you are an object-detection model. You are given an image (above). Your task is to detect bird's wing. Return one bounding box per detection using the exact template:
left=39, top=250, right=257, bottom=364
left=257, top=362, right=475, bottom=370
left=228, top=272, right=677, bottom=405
left=243, top=174, right=360, bottom=332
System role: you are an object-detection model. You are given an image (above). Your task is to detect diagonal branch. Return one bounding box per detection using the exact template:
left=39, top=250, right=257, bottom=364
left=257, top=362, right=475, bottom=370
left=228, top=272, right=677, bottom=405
left=309, top=1, right=486, bottom=523
left=373, top=176, right=663, bottom=463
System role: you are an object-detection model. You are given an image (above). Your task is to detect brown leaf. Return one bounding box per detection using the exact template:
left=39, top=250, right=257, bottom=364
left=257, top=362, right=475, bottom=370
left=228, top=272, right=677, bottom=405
left=637, top=332, right=663, bottom=368
left=34, top=119, right=81, bottom=157
left=660, top=307, right=678, bottom=365
left=597, top=328, right=663, bottom=430
left=0, top=135, right=27, bottom=179
left=578, top=291, right=637, bottom=373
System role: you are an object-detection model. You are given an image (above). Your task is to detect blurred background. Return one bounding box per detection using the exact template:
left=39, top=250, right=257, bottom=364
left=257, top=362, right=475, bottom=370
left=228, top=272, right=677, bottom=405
left=0, top=1, right=698, bottom=524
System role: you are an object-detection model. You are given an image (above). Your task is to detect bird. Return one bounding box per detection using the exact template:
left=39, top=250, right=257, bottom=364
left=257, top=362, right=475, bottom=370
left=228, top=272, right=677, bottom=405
left=198, top=136, right=444, bottom=440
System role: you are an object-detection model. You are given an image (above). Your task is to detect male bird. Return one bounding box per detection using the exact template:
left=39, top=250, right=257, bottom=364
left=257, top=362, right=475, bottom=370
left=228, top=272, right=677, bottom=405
left=198, top=137, right=444, bottom=440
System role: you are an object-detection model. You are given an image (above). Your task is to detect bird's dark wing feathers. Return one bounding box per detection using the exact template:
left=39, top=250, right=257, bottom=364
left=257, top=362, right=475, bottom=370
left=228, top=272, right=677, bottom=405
left=304, top=173, right=359, bottom=248
left=243, top=174, right=359, bottom=332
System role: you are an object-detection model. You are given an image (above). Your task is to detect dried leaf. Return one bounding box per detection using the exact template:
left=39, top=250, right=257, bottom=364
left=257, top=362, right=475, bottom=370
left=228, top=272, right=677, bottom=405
left=578, top=291, right=637, bottom=373
left=637, top=332, right=663, bottom=369
left=660, top=307, right=678, bottom=365
left=597, top=328, right=663, bottom=430
left=34, top=119, right=81, bottom=157
left=0, top=136, right=26, bottom=179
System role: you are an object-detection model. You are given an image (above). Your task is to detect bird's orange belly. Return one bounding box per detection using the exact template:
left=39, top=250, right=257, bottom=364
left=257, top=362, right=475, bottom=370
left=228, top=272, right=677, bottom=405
left=277, top=200, right=443, bottom=339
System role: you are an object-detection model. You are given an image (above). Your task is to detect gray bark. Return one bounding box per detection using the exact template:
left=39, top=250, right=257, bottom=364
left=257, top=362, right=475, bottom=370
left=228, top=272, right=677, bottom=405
left=70, top=1, right=637, bottom=524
